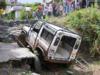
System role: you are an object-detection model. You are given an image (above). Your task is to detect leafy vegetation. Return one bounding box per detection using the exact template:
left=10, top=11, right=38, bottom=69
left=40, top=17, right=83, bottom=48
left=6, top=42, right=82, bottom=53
left=20, top=10, right=27, bottom=20
left=5, top=3, right=38, bottom=20
left=20, top=3, right=38, bottom=20
left=0, top=1, right=6, bottom=9
left=24, top=3, right=38, bottom=11
left=0, top=1, right=6, bottom=15
left=20, top=10, right=33, bottom=20
left=0, top=9, right=4, bottom=15
left=66, top=7, right=100, bottom=57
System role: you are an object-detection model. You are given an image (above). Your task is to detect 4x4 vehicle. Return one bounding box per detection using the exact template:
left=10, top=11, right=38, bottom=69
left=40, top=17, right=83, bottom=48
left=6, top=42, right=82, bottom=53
left=11, top=20, right=81, bottom=72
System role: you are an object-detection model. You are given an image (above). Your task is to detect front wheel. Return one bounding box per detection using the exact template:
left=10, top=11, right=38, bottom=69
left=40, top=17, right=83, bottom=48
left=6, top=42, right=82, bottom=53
left=16, top=32, right=28, bottom=47
left=34, top=55, right=42, bottom=73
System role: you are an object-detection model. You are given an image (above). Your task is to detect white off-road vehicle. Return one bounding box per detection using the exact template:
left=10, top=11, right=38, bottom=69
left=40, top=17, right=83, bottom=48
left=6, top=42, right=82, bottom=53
left=11, top=20, right=81, bottom=72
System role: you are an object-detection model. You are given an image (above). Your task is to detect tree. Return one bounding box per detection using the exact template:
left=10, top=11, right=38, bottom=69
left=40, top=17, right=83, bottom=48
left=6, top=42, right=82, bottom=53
left=0, top=1, right=6, bottom=9
left=0, top=1, right=6, bottom=15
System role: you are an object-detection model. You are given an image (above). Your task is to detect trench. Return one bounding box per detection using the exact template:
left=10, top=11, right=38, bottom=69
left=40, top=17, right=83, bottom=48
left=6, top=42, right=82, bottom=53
left=0, top=20, right=96, bottom=75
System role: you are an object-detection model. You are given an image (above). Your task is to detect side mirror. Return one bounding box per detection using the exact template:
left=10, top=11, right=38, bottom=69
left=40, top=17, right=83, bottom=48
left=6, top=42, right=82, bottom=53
left=54, top=37, right=60, bottom=46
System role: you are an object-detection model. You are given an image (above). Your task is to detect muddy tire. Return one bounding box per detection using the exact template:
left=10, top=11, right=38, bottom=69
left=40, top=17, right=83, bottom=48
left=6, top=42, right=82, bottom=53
left=34, top=55, right=42, bottom=73
left=16, top=32, right=28, bottom=47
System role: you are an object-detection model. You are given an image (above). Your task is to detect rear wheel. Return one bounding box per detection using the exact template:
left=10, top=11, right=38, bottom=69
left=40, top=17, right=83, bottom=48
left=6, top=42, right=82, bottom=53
left=62, top=61, right=73, bottom=69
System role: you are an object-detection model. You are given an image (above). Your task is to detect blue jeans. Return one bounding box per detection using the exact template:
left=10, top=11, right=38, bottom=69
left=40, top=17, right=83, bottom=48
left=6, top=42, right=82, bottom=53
left=66, top=5, right=72, bottom=14
left=64, top=5, right=72, bottom=14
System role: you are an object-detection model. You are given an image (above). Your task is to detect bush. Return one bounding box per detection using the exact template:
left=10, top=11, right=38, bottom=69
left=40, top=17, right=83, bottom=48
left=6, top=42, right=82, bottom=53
left=0, top=1, right=6, bottom=9
left=20, top=10, right=27, bottom=20
left=20, top=10, right=33, bottom=20
left=20, top=4, right=38, bottom=20
left=66, top=7, right=100, bottom=57
left=0, top=9, right=4, bottom=15
left=5, top=11, right=15, bottom=20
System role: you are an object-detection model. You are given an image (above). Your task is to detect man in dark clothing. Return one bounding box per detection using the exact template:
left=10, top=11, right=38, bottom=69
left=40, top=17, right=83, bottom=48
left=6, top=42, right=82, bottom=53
left=53, top=3, right=57, bottom=16
left=88, top=0, right=95, bottom=7
left=80, top=0, right=87, bottom=8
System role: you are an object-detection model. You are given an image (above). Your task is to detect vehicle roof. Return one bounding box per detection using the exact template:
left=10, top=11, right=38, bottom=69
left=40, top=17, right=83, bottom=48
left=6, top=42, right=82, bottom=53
left=46, top=23, right=62, bottom=31
left=35, top=20, right=79, bottom=35
left=45, top=22, right=79, bottom=35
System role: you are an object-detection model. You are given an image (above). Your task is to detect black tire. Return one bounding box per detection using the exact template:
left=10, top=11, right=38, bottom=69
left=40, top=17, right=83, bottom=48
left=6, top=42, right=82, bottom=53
left=62, top=62, right=73, bottom=68
left=16, top=32, right=28, bottom=47
left=34, top=55, right=42, bottom=73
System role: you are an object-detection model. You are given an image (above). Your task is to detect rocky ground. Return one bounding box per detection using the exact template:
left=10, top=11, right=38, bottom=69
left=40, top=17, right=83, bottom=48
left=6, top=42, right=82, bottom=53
left=0, top=19, right=100, bottom=75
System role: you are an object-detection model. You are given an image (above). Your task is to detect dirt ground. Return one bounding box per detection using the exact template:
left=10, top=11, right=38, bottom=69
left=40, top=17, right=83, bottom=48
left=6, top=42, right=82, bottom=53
left=0, top=42, right=98, bottom=75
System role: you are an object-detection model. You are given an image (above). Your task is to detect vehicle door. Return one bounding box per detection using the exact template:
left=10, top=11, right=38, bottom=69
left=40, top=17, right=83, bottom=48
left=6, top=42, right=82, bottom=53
left=28, top=21, right=43, bottom=47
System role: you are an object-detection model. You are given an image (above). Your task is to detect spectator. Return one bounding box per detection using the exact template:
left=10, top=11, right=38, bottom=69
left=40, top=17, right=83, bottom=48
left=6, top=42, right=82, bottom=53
left=43, top=5, right=48, bottom=19
left=59, top=4, right=64, bottom=16
left=88, top=0, right=95, bottom=7
left=71, top=0, right=75, bottom=11
left=48, top=3, right=53, bottom=16
left=38, top=4, right=43, bottom=12
left=75, top=0, right=81, bottom=9
left=66, top=0, right=73, bottom=14
left=81, top=0, right=87, bottom=8
left=36, top=4, right=43, bottom=20
left=63, top=0, right=68, bottom=15
left=36, top=10, right=43, bottom=20
left=53, top=3, right=57, bottom=16
left=55, top=4, right=60, bottom=16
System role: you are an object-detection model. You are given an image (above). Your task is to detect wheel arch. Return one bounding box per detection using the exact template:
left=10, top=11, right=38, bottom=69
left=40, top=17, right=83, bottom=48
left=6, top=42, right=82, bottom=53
left=35, top=47, right=45, bottom=58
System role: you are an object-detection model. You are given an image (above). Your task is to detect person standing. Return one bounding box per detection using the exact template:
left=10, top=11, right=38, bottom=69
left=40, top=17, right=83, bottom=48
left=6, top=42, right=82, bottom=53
left=43, top=5, right=48, bottom=19
left=36, top=4, right=43, bottom=20
left=55, top=4, right=60, bottom=16
left=48, top=3, right=53, bottom=16
left=81, top=0, right=87, bottom=8
left=66, top=0, right=73, bottom=14
left=75, top=0, right=81, bottom=9
left=59, top=4, right=64, bottom=16
left=63, top=0, right=67, bottom=15
left=53, top=3, right=57, bottom=16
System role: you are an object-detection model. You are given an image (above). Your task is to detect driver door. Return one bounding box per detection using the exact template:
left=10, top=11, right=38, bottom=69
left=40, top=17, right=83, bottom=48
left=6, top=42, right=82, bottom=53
left=28, top=21, right=43, bottom=47
left=28, top=29, right=37, bottom=47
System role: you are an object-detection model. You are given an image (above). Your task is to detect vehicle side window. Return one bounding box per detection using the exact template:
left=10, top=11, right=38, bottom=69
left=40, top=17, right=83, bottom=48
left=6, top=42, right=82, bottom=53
left=41, top=28, right=54, bottom=45
left=32, top=21, right=43, bottom=33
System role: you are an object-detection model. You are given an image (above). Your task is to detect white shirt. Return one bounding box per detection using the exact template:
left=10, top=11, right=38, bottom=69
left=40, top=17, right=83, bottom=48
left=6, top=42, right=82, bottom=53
left=48, top=4, right=53, bottom=12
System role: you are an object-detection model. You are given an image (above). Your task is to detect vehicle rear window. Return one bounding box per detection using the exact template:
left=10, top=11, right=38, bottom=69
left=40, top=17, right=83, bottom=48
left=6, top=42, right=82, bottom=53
left=62, top=36, right=76, bottom=47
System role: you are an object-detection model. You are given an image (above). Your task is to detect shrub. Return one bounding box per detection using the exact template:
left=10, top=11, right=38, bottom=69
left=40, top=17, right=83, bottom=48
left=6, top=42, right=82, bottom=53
left=66, top=7, right=100, bottom=57
left=20, top=4, right=38, bottom=20
left=5, top=11, right=15, bottom=19
left=0, top=1, right=6, bottom=9
left=0, top=9, right=4, bottom=15
left=20, top=10, right=27, bottom=20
